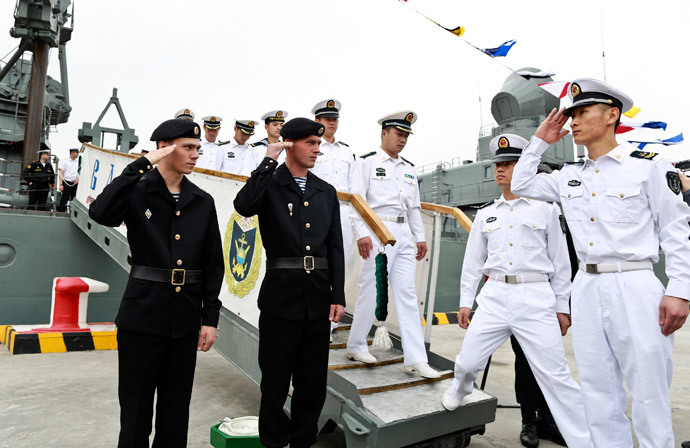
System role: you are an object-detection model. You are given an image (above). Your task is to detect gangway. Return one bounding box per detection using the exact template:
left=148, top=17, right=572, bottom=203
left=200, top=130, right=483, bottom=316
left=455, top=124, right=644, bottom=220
left=70, top=143, right=497, bottom=447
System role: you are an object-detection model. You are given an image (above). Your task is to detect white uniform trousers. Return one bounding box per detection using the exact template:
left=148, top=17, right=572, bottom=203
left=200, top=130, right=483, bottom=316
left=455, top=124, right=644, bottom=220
left=448, top=280, right=592, bottom=448
left=346, top=221, right=427, bottom=366
left=571, top=269, right=674, bottom=448
left=339, top=204, right=353, bottom=262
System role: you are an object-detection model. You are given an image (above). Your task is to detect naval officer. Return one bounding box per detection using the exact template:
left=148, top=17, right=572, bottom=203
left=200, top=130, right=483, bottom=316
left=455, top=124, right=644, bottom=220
left=310, top=99, right=356, bottom=256
left=220, top=119, right=258, bottom=176
left=511, top=79, right=690, bottom=448
left=89, top=119, right=224, bottom=447
left=197, top=115, right=224, bottom=170
left=251, top=110, right=287, bottom=167
left=174, top=108, right=195, bottom=121
left=441, top=134, right=592, bottom=448
left=56, top=148, right=79, bottom=212
left=346, top=111, right=439, bottom=379
left=23, top=148, right=55, bottom=211
left=234, top=118, right=345, bottom=448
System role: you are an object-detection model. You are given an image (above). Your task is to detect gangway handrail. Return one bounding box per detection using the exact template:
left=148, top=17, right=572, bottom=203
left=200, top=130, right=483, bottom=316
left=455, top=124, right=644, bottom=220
left=81, top=143, right=397, bottom=246
left=421, top=202, right=472, bottom=233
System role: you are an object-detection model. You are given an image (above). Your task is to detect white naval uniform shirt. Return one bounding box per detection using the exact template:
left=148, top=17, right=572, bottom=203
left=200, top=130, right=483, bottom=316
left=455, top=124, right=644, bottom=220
left=219, top=139, right=253, bottom=176
left=460, top=196, right=572, bottom=313
left=197, top=140, right=222, bottom=171
left=250, top=139, right=285, bottom=169
left=512, top=137, right=690, bottom=299
left=58, top=157, right=78, bottom=182
left=309, top=140, right=355, bottom=192
left=350, top=148, right=425, bottom=243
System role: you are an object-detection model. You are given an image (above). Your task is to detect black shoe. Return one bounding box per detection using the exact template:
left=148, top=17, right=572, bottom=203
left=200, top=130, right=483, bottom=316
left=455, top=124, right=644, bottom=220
left=681, top=442, right=690, bottom=448
left=537, top=412, right=566, bottom=447
left=520, top=421, right=539, bottom=448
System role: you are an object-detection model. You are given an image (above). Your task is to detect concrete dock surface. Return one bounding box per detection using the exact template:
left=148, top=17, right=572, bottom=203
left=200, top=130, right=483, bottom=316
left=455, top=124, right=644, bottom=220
left=1, top=324, right=688, bottom=447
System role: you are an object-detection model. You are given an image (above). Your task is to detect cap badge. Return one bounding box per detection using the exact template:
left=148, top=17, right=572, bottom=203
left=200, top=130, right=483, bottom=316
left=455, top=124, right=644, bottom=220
left=405, top=112, right=414, bottom=123
left=210, top=117, right=217, bottom=122
left=327, top=100, right=335, bottom=108
left=498, top=137, right=509, bottom=149
left=194, top=126, right=200, bottom=136
left=318, top=127, right=324, bottom=135
left=276, top=111, right=283, bottom=118
left=184, top=109, right=190, bottom=114
left=571, top=83, right=581, bottom=98
left=248, top=121, right=254, bottom=127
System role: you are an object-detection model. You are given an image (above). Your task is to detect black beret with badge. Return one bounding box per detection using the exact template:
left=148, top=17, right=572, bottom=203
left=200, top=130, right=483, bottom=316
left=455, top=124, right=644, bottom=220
left=564, top=78, right=633, bottom=117
left=150, top=119, right=202, bottom=141
left=489, top=133, right=529, bottom=163
left=279, top=118, right=325, bottom=140
left=378, top=110, right=416, bottom=134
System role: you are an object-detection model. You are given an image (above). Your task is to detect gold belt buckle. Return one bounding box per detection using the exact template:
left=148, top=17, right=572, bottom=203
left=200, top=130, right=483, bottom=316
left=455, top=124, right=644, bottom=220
left=171, top=268, right=186, bottom=285
left=303, top=256, right=315, bottom=272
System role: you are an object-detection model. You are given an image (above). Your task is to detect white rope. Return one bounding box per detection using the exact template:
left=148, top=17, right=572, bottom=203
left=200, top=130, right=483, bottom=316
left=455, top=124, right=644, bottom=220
left=218, top=416, right=260, bottom=437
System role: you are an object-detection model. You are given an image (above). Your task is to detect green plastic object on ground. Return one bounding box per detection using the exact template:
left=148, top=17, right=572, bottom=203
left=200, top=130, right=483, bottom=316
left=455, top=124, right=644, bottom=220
left=210, top=423, right=264, bottom=448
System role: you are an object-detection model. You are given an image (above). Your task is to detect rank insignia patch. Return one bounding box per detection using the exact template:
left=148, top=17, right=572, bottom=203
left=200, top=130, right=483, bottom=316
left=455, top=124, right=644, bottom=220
left=227, top=152, right=235, bottom=159
left=405, top=173, right=415, bottom=179
left=224, top=212, right=262, bottom=298
left=630, top=150, right=657, bottom=160
left=486, top=216, right=497, bottom=223
left=376, top=167, right=386, bottom=173
left=666, top=171, right=681, bottom=195
left=568, top=179, right=582, bottom=187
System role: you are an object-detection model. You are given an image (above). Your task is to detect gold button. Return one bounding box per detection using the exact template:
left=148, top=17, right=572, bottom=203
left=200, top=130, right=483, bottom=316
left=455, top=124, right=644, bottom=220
left=591, top=192, right=596, bottom=197
left=264, top=166, right=269, bottom=168
left=567, top=194, right=571, bottom=198
left=175, top=234, right=180, bottom=240
left=270, top=160, right=274, bottom=163
left=488, top=228, right=491, bottom=231
left=590, top=217, right=595, bottom=222
left=306, top=270, right=311, bottom=275
left=304, top=201, right=309, bottom=206
left=589, top=242, right=594, bottom=246
left=620, top=194, right=624, bottom=198
left=175, top=286, right=181, bottom=293
left=306, top=245, right=311, bottom=251
left=177, top=259, right=182, bottom=266
left=139, top=170, right=144, bottom=174
left=176, top=211, right=180, bottom=216
left=532, top=225, right=536, bottom=229
left=510, top=208, right=514, bottom=212
left=509, top=262, right=513, bottom=265
left=147, top=165, right=151, bottom=169
left=305, top=223, right=311, bottom=229
left=595, top=169, right=600, bottom=173
left=509, top=225, right=513, bottom=228
left=509, top=243, right=513, bottom=246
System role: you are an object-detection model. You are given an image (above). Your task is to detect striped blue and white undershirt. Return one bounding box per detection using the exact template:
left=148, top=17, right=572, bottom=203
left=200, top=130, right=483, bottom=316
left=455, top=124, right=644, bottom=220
left=293, top=176, right=306, bottom=192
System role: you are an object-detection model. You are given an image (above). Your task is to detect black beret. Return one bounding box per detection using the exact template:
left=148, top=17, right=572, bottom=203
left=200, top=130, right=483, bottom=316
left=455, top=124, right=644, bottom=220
left=150, top=119, right=201, bottom=142
left=279, top=118, right=325, bottom=140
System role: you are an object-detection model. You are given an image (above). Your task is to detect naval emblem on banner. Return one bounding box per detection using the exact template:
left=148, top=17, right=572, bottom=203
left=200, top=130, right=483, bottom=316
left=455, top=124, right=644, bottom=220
left=224, top=211, right=262, bottom=298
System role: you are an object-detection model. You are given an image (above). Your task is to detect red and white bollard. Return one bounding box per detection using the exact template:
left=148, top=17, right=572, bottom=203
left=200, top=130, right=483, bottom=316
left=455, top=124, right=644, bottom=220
left=33, top=277, right=110, bottom=333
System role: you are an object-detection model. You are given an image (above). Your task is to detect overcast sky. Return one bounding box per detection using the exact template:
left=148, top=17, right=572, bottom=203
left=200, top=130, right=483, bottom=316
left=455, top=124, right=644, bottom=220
left=2, top=0, right=688, bottom=167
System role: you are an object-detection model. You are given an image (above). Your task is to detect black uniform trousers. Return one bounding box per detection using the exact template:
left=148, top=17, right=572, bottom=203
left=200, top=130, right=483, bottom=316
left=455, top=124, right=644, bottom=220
left=117, top=329, right=198, bottom=448
left=28, top=183, right=50, bottom=210
left=258, top=313, right=331, bottom=448
left=57, top=181, right=78, bottom=212
left=511, top=335, right=549, bottom=417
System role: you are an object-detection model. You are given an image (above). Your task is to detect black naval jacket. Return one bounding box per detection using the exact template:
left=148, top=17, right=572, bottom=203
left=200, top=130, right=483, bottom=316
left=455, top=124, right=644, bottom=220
left=89, top=157, right=224, bottom=338
left=234, top=157, right=345, bottom=321
left=23, top=161, right=55, bottom=185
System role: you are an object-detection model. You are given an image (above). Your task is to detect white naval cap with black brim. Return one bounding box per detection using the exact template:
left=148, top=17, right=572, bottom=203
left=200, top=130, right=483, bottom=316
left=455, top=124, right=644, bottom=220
left=312, top=99, right=341, bottom=118
left=235, top=119, right=258, bottom=135
left=564, top=78, right=633, bottom=117
left=378, top=110, right=416, bottom=134
left=490, top=134, right=529, bottom=163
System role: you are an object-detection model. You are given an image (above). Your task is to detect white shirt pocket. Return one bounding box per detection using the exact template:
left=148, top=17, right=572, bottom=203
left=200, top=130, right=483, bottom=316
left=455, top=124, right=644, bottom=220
left=602, top=185, right=644, bottom=223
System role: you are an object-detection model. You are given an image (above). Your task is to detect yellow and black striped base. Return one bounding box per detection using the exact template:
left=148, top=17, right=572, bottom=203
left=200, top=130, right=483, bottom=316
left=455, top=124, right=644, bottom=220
left=422, top=310, right=476, bottom=326
left=0, top=325, right=118, bottom=355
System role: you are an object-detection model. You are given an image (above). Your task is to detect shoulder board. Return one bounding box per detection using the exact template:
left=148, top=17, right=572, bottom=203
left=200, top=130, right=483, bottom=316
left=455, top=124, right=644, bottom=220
left=478, top=201, right=493, bottom=210
left=251, top=141, right=267, bottom=147
left=629, top=150, right=658, bottom=160
left=401, top=156, right=414, bottom=166
left=337, top=141, right=349, bottom=147
left=360, top=151, right=376, bottom=159
left=217, top=140, right=231, bottom=146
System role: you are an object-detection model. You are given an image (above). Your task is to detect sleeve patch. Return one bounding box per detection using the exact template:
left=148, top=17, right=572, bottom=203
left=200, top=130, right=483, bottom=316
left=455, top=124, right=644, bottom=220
left=666, top=171, right=682, bottom=195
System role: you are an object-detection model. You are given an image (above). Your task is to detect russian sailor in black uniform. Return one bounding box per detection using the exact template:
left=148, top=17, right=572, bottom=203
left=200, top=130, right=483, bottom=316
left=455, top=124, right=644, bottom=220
left=23, top=149, right=55, bottom=210
left=89, top=119, right=224, bottom=448
left=234, top=117, right=345, bottom=448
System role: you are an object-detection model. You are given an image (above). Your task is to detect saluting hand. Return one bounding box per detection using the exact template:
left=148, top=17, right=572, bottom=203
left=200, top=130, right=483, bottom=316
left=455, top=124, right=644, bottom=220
left=458, top=307, right=471, bottom=329
left=677, top=170, right=690, bottom=194
left=144, top=144, right=177, bottom=165
left=535, top=108, right=570, bottom=144
left=266, top=142, right=292, bottom=161
left=659, top=295, right=689, bottom=336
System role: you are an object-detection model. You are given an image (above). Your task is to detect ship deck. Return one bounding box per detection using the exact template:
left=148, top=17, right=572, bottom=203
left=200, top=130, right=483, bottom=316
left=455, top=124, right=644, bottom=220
left=1, top=324, right=689, bottom=447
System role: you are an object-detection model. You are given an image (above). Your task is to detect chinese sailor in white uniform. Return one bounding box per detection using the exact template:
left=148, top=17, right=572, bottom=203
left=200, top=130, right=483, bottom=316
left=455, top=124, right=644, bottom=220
left=346, top=111, right=440, bottom=379
left=441, top=133, right=592, bottom=448
left=197, top=115, right=223, bottom=171
left=511, top=79, right=690, bottom=448
left=251, top=110, right=288, bottom=168
left=220, top=119, right=258, bottom=176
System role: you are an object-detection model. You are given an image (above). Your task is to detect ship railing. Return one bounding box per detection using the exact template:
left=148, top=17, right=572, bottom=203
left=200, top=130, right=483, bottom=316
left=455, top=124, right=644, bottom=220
left=416, top=161, right=450, bottom=175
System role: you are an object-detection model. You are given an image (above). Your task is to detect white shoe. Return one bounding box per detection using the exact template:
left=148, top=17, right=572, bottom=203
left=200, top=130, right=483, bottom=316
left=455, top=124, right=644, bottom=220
left=347, top=351, right=377, bottom=363
left=441, top=387, right=463, bottom=411
left=404, top=362, right=441, bottom=379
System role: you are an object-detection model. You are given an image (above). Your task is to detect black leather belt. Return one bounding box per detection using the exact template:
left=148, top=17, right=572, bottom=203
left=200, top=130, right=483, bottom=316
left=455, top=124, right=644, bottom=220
left=266, top=256, right=328, bottom=272
left=130, top=266, right=203, bottom=286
